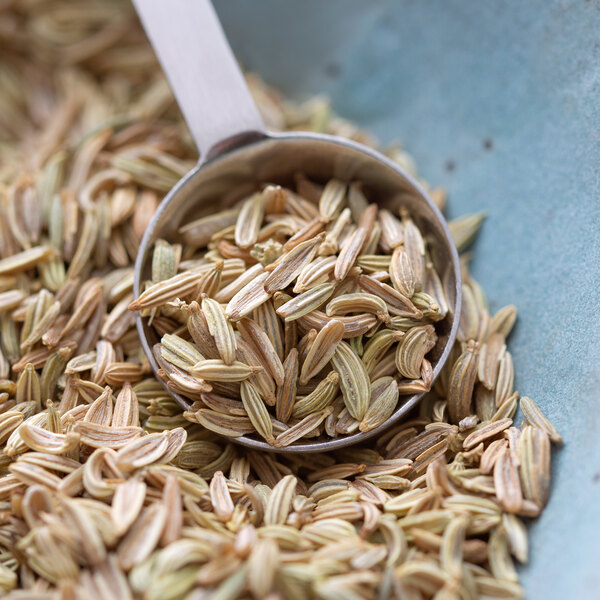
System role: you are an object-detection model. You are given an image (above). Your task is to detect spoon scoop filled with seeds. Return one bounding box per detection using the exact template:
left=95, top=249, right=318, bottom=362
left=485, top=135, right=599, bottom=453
left=130, top=0, right=461, bottom=451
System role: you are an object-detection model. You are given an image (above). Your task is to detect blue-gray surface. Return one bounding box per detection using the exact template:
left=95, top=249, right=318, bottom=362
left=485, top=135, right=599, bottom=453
left=214, top=1, right=600, bottom=598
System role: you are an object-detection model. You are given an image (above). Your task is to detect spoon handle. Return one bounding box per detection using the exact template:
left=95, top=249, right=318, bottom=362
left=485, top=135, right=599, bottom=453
left=132, top=0, right=265, bottom=161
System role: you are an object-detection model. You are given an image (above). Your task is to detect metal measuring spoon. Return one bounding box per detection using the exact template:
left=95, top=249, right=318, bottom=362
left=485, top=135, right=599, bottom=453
left=131, top=0, right=461, bottom=452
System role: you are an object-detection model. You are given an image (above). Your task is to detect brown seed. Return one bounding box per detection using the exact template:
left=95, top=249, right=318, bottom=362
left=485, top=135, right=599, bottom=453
left=210, top=470, right=235, bottom=520
left=236, top=336, right=277, bottom=405
left=449, top=212, right=486, bottom=252
left=357, top=274, right=421, bottom=318
left=276, top=283, right=336, bottom=322
left=395, top=325, right=436, bottom=380
left=180, top=208, right=240, bottom=247
left=226, top=272, right=271, bottom=320
left=111, top=477, right=147, bottom=536
left=235, top=193, right=265, bottom=248
left=274, top=407, right=333, bottom=448
left=447, top=340, right=479, bottom=424
left=478, top=333, right=506, bottom=390
left=253, top=299, right=284, bottom=361
left=318, top=179, right=347, bottom=221
left=519, top=425, right=551, bottom=508
left=265, top=474, right=297, bottom=526
left=190, top=359, right=261, bottom=382
left=334, top=223, right=366, bottom=280
left=83, top=386, right=114, bottom=426
left=202, top=296, right=237, bottom=365
left=292, top=372, right=339, bottom=419
left=214, top=263, right=265, bottom=304
left=378, top=209, right=404, bottom=249
left=295, top=256, right=337, bottom=294
left=128, top=271, right=199, bottom=311
left=276, top=348, right=298, bottom=423
left=192, top=409, right=255, bottom=437
left=187, top=301, right=220, bottom=359
left=332, top=341, right=371, bottom=420
left=300, top=319, right=345, bottom=385
left=18, top=423, right=80, bottom=454
left=463, top=418, right=513, bottom=450
left=117, top=503, right=167, bottom=571
left=319, top=208, right=352, bottom=256
left=0, top=246, right=53, bottom=276
left=283, top=216, right=328, bottom=250
left=237, top=317, right=284, bottom=385
left=116, top=432, right=170, bottom=470
left=74, top=422, right=142, bottom=449
left=489, top=304, right=518, bottom=337
left=297, top=310, right=378, bottom=339
left=494, top=446, right=523, bottom=513
left=241, top=380, right=275, bottom=445
left=104, top=362, right=144, bottom=386
left=520, top=396, right=562, bottom=444
left=326, top=292, right=389, bottom=319
left=264, top=235, right=323, bottom=293
left=360, top=377, right=400, bottom=433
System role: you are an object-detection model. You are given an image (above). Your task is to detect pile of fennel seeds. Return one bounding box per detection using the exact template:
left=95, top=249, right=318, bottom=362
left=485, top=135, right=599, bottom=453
left=0, top=1, right=562, bottom=598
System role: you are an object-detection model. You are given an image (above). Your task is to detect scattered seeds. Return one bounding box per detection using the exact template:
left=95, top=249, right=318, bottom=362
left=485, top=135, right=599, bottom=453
left=0, top=18, right=559, bottom=599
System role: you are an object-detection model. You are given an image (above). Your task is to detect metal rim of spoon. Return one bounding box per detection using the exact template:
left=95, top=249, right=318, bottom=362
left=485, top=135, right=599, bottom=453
left=131, top=0, right=462, bottom=453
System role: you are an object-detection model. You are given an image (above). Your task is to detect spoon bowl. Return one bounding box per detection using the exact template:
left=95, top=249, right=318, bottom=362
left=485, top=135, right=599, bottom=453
left=132, top=0, right=461, bottom=452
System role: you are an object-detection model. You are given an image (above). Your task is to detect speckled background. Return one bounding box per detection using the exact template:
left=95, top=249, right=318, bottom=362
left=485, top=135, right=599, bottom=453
left=213, top=1, right=600, bottom=597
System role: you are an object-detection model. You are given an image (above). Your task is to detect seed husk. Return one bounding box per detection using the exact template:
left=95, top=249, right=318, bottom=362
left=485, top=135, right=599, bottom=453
left=360, top=377, right=400, bottom=433
left=318, top=179, right=347, bottom=221
left=447, top=340, right=479, bottom=424
left=240, top=380, right=275, bottom=445
left=74, top=422, right=143, bottom=449
left=180, top=209, right=240, bottom=247
left=463, top=418, right=513, bottom=451
left=449, top=212, right=486, bottom=252
left=334, top=204, right=377, bottom=281
left=293, top=372, right=339, bottom=419
left=202, top=296, right=237, bottom=366
left=519, top=396, right=562, bottom=444
left=276, top=348, right=298, bottom=424
left=117, top=503, right=167, bottom=571
left=395, top=325, right=436, bottom=380
left=128, top=271, right=199, bottom=311
left=225, top=271, right=271, bottom=320
left=190, top=360, right=261, bottom=382
left=276, top=283, right=336, bottom=322
left=192, top=410, right=255, bottom=437
left=332, top=341, right=371, bottom=420
left=274, top=407, right=333, bottom=448
left=237, top=317, right=284, bottom=385
left=494, top=446, right=523, bottom=514
left=326, top=292, right=388, bottom=319
left=234, top=193, right=265, bottom=249
left=518, top=425, right=551, bottom=508
left=264, top=235, right=323, bottom=294
left=299, top=319, right=345, bottom=385
left=0, top=246, right=54, bottom=276
left=357, top=275, right=421, bottom=318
